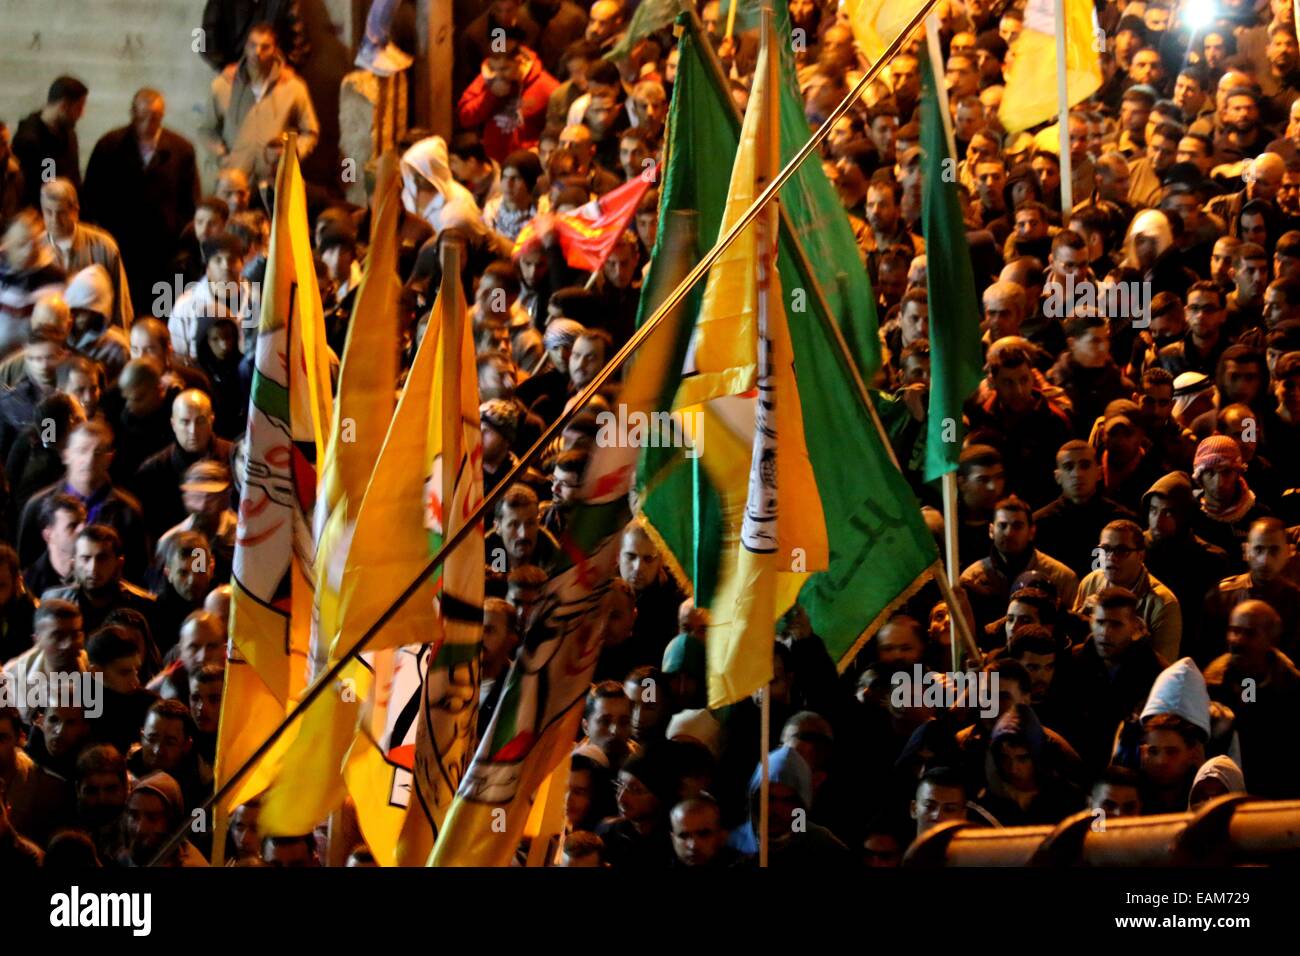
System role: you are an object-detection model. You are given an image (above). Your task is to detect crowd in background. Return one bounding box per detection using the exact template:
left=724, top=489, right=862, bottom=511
left=3, top=0, right=1300, bottom=869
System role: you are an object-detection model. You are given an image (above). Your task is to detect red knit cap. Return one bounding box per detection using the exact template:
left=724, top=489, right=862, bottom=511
left=1193, top=435, right=1244, bottom=480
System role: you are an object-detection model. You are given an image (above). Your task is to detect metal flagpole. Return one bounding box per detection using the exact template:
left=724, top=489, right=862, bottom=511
left=1055, top=0, right=1075, bottom=216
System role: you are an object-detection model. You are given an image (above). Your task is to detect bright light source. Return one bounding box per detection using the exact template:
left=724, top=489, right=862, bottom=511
left=1184, top=0, right=1218, bottom=32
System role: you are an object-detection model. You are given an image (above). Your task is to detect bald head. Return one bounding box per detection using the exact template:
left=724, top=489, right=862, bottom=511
left=1249, top=152, right=1285, bottom=201
left=119, top=357, right=166, bottom=417
left=1227, top=599, right=1282, bottom=671
left=31, top=293, right=72, bottom=337
left=172, top=389, right=215, bottom=453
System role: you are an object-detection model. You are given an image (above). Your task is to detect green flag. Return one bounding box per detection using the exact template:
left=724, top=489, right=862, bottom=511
left=920, top=49, right=984, bottom=482
left=605, top=0, right=679, bottom=61
left=637, top=11, right=938, bottom=666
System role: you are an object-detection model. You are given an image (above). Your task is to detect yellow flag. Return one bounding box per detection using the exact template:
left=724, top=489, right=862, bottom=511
left=258, top=153, right=403, bottom=837
left=843, top=0, right=921, bottom=65
left=341, top=246, right=485, bottom=866
left=215, top=142, right=333, bottom=827
left=700, top=9, right=827, bottom=708
left=1001, top=0, right=1102, bottom=134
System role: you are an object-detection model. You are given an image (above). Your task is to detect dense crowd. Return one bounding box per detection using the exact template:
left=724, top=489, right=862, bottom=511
left=2, top=0, right=1300, bottom=870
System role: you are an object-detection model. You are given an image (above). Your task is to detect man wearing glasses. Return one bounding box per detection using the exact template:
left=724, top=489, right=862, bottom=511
left=1072, top=519, right=1183, bottom=661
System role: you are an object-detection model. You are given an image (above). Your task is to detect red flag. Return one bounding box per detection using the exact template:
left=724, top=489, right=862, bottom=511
left=514, top=169, right=655, bottom=271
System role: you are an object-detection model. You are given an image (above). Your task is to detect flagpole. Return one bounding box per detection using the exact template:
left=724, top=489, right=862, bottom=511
left=1055, top=0, right=1074, bottom=216
left=923, top=15, right=965, bottom=671
left=759, top=686, right=770, bottom=866
left=151, top=0, right=952, bottom=867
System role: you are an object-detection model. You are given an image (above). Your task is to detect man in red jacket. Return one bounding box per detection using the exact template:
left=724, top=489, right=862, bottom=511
left=457, top=28, right=558, bottom=166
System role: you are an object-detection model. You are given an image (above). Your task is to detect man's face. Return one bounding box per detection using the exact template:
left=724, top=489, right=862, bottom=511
left=1090, top=602, right=1136, bottom=661
left=619, top=530, right=661, bottom=591
left=586, top=0, right=624, bottom=43
left=42, top=705, right=89, bottom=758
left=1018, top=651, right=1056, bottom=701
left=1139, top=383, right=1174, bottom=424
left=1173, top=74, right=1205, bottom=115
left=865, top=186, right=899, bottom=234
left=551, top=466, right=582, bottom=507
left=991, top=507, right=1033, bottom=557
left=891, top=56, right=920, bottom=100
left=168, top=548, right=214, bottom=604
left=140, top=713, right=189, bottom=773
left=945, top=56, right=979, bottom=99
left=1246, top=526, right=1290, bottom=582
left=1268, top=29, right=1299, bottom=74
left=619, top=137, right=649, bottom=182
left=876, top=621, right=924, bottom=666
left=900, top=302, right=928, bottom=345
left=671, top=804, right=725, bottom=866
left=954, top=102, right=984, bottom=141
left=1091, top=782, right=1141, bottom=818
left=1227, top=606, right=1273, bottom=670
left=1146, top=132, right=1177, bottom=172
left=600, top=589, right=635, bottom=646
left=1055, top=447, right=1099, bottom=502
left=992, top=363, right=1035, bottom=412
left=190, top=679, right=223, bottom=734
left=603, top=241, right=638, bottom=288
left=1200, top=464, right=1241, bottom=507
left=1186, top=290, right=1225, bottom=337
left=912, top=781, right=965, bottom=835
left=24, top=340, right=65, bottom=388
left=245, top=29, right=278, bottom=71
left=74, top=537, right=120, bottom=591
left=193, top=207, right=226, bottom=244
left=983, top=289, right=1022, bottom=338
left=1240, top=213, right=1269, bottom=249
left=172, top=398, right=214, bottom=453
left=960, top=463, right=1006, bottom=511
left=320, top=245, right=354, bottom=284
left=1141, top=728, right=1200, bottom=787
left=1224, top=359, right=1263, bottom=405
left=1211, top=241, right=1236, bottom=283
left=35, top=611, right=84, bottom=670
left=583, top=695, right=632, bottom=759
left=229, top=803, right=260, bottom=859
left=1050, top=244, right=1089, bottom=283
left=77, top=769, right=127, bottom=824
left=1005, top=599, right=1042, bottom=640
left=616, top=769, right=658, bottom=823
left=1014, top=208, right=1046, bottom=241
left=568, top=336, right=606, bottom=389
left=878, top=262, right=907, bottom=307
left=180, top=621, right=226, bottom=674
left=43, top=509, right=84, bottom=563
left=132, top=95, right=164, bottom=142
left=99, top=653, right=142, bottom=694
left=975, top=162, right=1006, bottom=208
left=1129, top=50, right=1164, bottom=86
left=869, top=115, right=898, bottom=158
left=125, top=791, right=170, bottom=860
left=1099, top=527, right=1144, bottom=587
left=40, top=194, right=78, bottom=239
left=1225, top=94, right=1260, bottom=133
left=496, top=501, right=539, bottom=564
left=1070, top=326, right=1111, bottom=369
left=216, top=179, right=249, bottom=215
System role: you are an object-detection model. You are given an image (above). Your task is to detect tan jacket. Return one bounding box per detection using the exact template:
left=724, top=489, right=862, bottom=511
left=203, top=55, right=319, bottom=182
left=1074, top=567, right=1183, bottom=662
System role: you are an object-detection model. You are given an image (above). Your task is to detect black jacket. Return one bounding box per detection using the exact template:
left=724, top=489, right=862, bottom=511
left=19, top=481, right=149, bottom=582
left=82, top=126, right=200, bottom=316
left=12, top=112, right=79, bottom=208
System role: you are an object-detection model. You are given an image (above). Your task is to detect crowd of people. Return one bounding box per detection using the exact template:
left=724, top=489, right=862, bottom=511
left=2, top=0, right=1300, bottom=870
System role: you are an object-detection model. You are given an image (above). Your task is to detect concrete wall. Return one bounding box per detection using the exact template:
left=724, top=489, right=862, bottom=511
left=0, top=0, right=354, bottom=195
